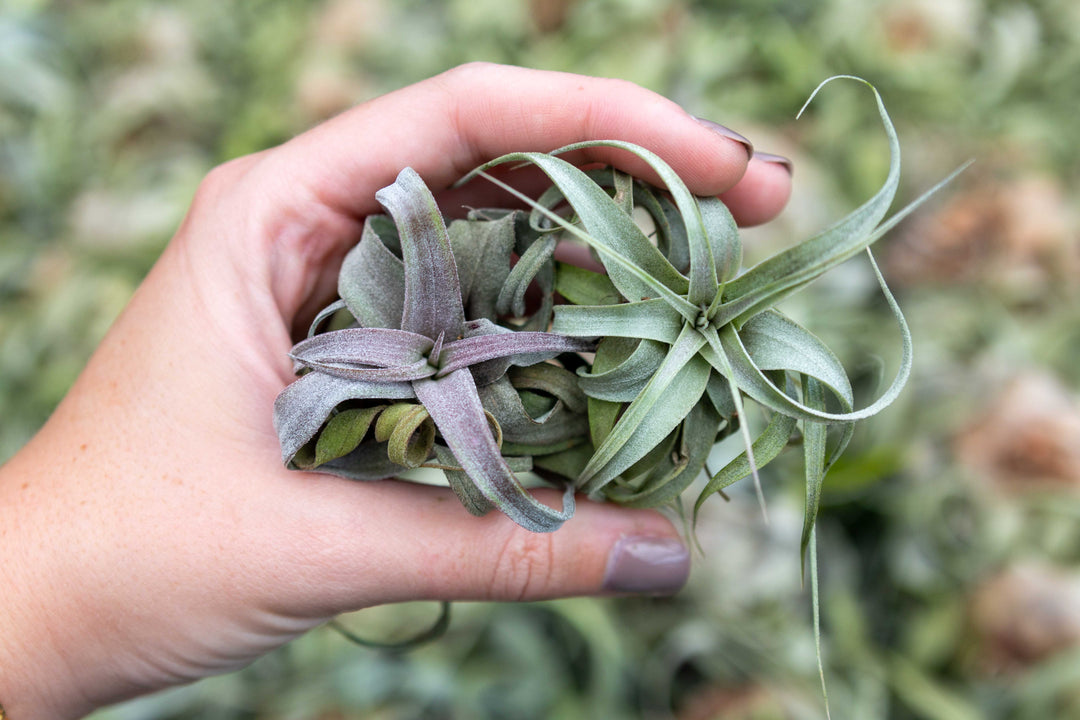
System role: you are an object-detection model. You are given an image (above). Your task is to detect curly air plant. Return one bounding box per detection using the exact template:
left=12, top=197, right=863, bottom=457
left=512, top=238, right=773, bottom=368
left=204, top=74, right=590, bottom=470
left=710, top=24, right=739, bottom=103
left=274, top=77, right=964, bottom=557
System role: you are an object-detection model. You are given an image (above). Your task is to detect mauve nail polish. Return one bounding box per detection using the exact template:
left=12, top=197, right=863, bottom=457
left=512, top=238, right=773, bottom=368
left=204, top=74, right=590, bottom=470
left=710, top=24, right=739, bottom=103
left=692, top=117, right=754, bottom=156
left=603, top=536, right=690, bottom=595
left=754, top=151, right=794, bottom=175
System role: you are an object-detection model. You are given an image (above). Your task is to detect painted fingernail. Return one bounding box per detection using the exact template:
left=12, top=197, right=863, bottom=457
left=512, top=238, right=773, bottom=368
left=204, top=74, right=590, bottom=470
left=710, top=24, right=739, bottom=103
left=755, top=151, right=794, bottom=176
left=693, top=117, right=754, bottom=156
left=603, top=536, right=690, bottom=595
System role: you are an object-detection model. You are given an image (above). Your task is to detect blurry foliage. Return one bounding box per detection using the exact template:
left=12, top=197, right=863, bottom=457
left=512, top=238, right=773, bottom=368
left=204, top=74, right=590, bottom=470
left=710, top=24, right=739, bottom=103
left=2, top=0, right=1079, bottom=718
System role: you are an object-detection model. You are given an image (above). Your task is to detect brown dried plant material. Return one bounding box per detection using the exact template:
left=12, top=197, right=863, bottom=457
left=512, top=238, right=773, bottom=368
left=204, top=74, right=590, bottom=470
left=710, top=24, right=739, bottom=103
left=885, top=174, right=1078, bottom=294
left=969, top=563, right=1080, bottom=672
left=677, top=684, right=792, bottom=720
left=954, top=373, right=1080, bottom=490
left=530, top=0, right=576, bottom=33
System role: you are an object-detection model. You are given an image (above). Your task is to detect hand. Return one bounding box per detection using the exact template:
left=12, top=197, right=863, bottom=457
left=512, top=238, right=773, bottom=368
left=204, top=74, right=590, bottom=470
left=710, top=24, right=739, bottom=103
left=0, top=63, right=791, bottom=719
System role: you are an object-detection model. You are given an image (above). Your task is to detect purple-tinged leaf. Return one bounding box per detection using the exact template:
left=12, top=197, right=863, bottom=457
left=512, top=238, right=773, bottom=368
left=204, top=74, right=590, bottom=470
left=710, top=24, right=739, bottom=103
left=414, top=369, right=574, bottom=532
left=434, top=445, right=495, bottom=516
left=375, top=167, right=465, bottom=339
left=307, top=299, right=348, bottom=338
left=291, top=327, right=434, bottom=367
left=273, top=371, right=414, bottom=464
left=292, top=359, right=435, bottom=383
left=437, top=332, right=593, bottom=378
left=339, top=216, right=405, bottom=329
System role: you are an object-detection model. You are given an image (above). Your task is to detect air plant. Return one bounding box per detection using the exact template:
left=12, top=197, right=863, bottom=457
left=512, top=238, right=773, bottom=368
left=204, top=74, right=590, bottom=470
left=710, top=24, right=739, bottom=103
left=274, top=77, right=964, bottom=558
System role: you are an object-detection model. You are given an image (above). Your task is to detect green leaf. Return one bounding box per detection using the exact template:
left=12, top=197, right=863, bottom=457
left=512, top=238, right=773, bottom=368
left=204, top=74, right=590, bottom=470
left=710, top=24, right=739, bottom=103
left=385, top=405, right=436, bottom=468
left=547, top=140, right=718, bottom=306
left=435, top=445, right=494, bottom=516
left=740, top=310, right=853, bottom=407
left=554, top=262, right=621, bottom=306
left=314, top=406, right=385, bottom=467
left=274, top=371, right=414, bottom=465
left=496, top=235, right=557, bottom=318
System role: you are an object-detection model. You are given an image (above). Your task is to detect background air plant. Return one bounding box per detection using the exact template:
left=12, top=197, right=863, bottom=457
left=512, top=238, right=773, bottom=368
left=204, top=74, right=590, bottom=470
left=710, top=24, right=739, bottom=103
left=275, top=77, right=963, bottom=562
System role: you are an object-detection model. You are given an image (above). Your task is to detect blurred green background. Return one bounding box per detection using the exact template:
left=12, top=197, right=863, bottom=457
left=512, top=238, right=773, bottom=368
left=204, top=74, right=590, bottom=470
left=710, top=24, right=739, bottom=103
left=2, top=0, right=1079, bottom=718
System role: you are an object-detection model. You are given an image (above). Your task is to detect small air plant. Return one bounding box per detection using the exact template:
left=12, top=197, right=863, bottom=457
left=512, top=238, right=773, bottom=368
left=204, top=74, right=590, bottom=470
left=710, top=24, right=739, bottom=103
left=275, top=76, right=962, bottom=553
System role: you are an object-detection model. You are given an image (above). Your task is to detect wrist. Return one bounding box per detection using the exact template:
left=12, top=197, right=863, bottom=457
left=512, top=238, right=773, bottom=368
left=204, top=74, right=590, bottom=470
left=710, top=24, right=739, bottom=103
left=0, top=450, right=94, bottom=720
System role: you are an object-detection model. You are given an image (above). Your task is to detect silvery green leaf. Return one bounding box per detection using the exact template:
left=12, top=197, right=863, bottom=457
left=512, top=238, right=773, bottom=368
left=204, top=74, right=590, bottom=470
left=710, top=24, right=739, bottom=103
left=698, top=195, right=742, bottom=285
left=578, top=325, right=711, bottom=494
left=496, top=235, right=556, bottom=318
left=705, top=373, right=737, bottom=418
left=576, top=337, right=666, bottom=403
left=414, top=368, right=574, bottom=532
left=464, top=153, right=690, bottom=304
left=739, top=310, right=853, bottom=407
left=273, top=370, right=414, bottom=464
left=476, top=168, right=699, bottom=322
left=545, top=139, right=719, bottom=306
left=552, top=299, right=682, bottom=343
left=338, top=216, right=404, bottom=329
left=307, top=299, right=348, bottom=338
left=715, top=249, right=910, bottom=423
left=508, top=363, right=588, bottom=415
left=579, top=352, right=712, bottom=496
left=448, top=211, right=515, bottom=321
left=713, top=78, right=900, bottom=328
left=376, top=167, right=465, bottom=340
left=694, top=406, right=799, bottom=518
left=532, top=443, right=595, bottom=481
left=801, top=376, right=828, bottom=572
left=609, top=401, right=722, bottom=508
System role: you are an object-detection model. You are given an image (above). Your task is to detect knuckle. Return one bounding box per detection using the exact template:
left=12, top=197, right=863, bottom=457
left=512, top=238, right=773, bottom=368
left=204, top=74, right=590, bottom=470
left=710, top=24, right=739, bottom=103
left=191, top=154, right=261, bottom=210
left=440, top=60, right=502, bottom=84
left=488, top=527, right=558, bottom=601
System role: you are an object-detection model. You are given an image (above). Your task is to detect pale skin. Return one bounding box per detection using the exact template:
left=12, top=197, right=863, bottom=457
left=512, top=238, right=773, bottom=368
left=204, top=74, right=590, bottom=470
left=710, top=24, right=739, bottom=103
left=0, top=63, right=791, bottom=719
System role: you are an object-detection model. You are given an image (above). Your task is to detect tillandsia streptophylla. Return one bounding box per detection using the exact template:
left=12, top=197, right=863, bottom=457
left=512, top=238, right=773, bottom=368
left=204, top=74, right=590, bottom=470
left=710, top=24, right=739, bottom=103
left=274, top=76, right=966, bottom=552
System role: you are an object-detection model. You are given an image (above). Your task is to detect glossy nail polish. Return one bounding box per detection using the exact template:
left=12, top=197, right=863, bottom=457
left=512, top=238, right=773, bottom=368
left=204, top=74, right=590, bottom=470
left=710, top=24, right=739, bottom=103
left=693, top=117, right=754, bottom=156
left=603, top=536, right=691, bottom=595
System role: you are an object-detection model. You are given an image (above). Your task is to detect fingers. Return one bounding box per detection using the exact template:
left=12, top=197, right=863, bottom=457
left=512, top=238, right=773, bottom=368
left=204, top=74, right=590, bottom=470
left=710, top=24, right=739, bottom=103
left=722, top=153, right=794, bottom=227
left=277, top=478, right=690, bottom=613
left=273, top=63, right=776, bottom=220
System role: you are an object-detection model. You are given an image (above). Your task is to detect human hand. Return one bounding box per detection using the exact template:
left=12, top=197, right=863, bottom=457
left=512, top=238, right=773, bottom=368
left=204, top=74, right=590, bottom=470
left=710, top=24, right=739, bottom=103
left=0, top=63, right=792, bottom=719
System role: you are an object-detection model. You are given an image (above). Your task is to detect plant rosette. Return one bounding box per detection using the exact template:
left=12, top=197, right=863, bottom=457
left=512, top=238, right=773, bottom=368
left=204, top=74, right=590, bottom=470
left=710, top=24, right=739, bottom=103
left=274, top=76, right=964, bottom=558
